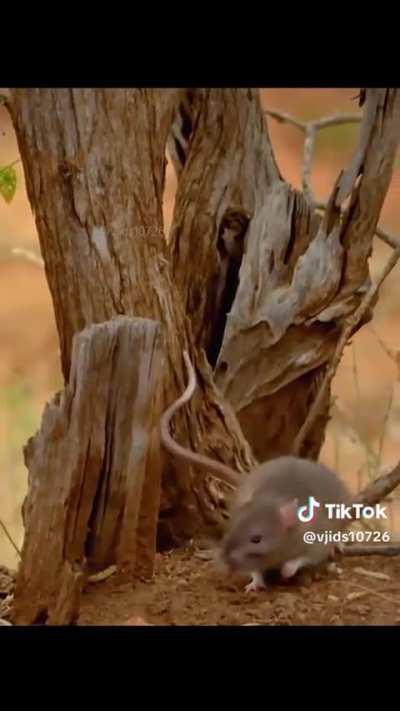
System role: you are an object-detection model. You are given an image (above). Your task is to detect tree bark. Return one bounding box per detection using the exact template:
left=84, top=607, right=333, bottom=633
left=13, top=317, right=163, bottom=625
left=8, top=89, right=255, bottom=548
left=169, top=89, right=400, bottom=460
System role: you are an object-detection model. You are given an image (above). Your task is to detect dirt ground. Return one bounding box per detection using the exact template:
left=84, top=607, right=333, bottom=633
left=78, top=545, right=400, bottom=626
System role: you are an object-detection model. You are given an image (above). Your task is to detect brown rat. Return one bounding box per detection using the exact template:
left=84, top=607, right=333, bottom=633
left=161, top=351, right=351, bottom=592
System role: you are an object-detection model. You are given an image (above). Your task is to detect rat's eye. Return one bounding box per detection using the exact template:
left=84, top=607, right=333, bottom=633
left=250, top=534, right=262, bottom=544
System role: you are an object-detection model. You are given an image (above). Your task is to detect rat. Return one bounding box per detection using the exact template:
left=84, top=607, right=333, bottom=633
left=160, top=350, right=351, bottom=592
left=218, top=456, right=350, bottom=591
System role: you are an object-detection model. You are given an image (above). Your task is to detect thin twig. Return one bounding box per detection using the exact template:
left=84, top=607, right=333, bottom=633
left=0, top=519, right=21, bottom=558
left=302, top=125, right=316, bottom=201
left=87, top=565, right=117, bottom=583
left=11, top=248, right=44, bottom=268
left=368, top=325, right=397, bottom=362
left=341, top=544, right=400, bottom=557
left=375, top=225, right=400, bottom=250
left=264, top=109, right=306, bottom=132
left=355, top=458, right=400, bottom=507
left=311, top=114, right=362, bottom=130
left=265, top=108, right=397, bottom=250
left=293, top=245, right=400, bottom=455
left=334, top=580, right=400, bottom=606
left=265, top=109, right=361, bottom=133
left=0, top=159, right=21, bottom=172
left=377, top=388, right=394, bottom=471
left=332, top=427, right=340, bottom=474
left=351, top=344, right=379, bottom=480
left=302, top=114, right=361, bottom=203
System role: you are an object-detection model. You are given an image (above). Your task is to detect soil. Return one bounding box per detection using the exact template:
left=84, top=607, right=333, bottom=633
left=78, top=545, right=400, bottom=626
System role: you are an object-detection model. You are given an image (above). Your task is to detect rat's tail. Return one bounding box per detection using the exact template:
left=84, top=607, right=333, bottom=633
left=160, top=351, right=239, bottom=487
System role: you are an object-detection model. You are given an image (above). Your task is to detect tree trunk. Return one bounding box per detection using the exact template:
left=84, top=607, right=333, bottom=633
left=8, top=89, right=255, bottom=551
left=13, top=317, right=163, bottom=625
left=169, top=89, right=400, bottom=460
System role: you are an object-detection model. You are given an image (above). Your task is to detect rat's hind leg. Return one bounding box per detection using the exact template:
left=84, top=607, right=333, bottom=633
left=244, top=571, right=267, bottom=593
left=280, top=556, right=310, bottom=579
left=281, top=547, right=342, bottom=582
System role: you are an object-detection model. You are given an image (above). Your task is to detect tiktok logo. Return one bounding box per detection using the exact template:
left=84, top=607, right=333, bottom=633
left=297, top=496, right=320, bottom=523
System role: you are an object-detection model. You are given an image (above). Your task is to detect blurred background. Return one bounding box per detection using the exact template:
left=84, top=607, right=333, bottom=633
left=2, top=88, right=400, bottom=569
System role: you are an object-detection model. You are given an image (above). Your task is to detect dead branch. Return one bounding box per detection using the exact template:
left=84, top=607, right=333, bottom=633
left=0, top=519, right=21, bottom=558
left=293, top=244, right=400, bottom=455
left=337, top=579, right=398, bottom=605
left=375, top=225, right=400, bottom=250
left=87, top=565, right=117, bottom=583
left=341, top=544, right=400, bottom=557
left=266, top=109, right=399, bottom=252
left=315, top=201, right=400, bottom=250
left=213, top=90, right=400, bottom=462
left=355, top=459, right=400, bottom=507
left=264, top=109, right=306, bottom=132
left=266, top=109, right=362, bottom=204
left=302, top=124, right=316, bottom=200
left=266, top=109, right=361, bottom=133
left=10, top=247, right=44, bottom=268
left=312, top=114, right=362, bottom=130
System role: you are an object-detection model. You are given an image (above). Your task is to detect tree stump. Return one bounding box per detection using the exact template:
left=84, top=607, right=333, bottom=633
left=11, top=316, right=163, bottom=625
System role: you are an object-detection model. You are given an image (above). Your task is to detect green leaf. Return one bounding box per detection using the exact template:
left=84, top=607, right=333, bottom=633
left=0, top=165, right=17, bottom=204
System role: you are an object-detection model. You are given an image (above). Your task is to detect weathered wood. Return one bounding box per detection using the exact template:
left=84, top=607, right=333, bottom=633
left=8, top=89, right=179, bottom=381
left=8, top=89, right=255, bottom=544
left=169, top=89, right=280, bottom=359
left=170, top=89, right=400, bottom=461
left=12, top=316, right=163, bottom=625
left=219, top=90, right=400, bottom=460
left=134, top=421, right=162, bottom=577
left=228, top=89, right=400, bottom=457
left=238, top=367, right=330, bottom=462
left=168, top=90, right=327, bottom=458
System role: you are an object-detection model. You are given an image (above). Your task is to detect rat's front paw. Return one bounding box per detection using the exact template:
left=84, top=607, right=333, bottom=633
left=244, top=571, right=267, bottom=593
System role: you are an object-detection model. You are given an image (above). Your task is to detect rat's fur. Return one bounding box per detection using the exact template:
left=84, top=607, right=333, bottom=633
left=219, top=456, right=350, bottom=582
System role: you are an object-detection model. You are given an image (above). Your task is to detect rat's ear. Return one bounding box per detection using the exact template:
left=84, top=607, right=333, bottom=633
left=279, top=499, right=299, bottom=530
